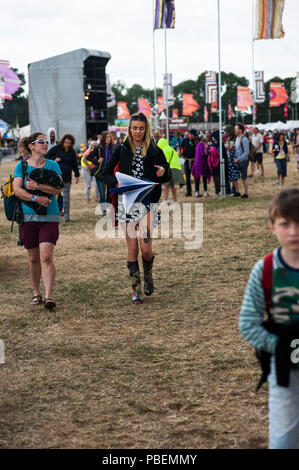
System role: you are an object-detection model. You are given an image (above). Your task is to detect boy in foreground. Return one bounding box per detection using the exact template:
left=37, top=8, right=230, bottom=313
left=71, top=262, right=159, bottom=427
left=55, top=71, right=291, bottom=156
left=239, top=188, right=299, bottom=449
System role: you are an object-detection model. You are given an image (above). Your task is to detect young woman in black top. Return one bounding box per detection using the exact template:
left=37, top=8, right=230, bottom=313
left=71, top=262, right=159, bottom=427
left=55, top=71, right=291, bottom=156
left=102, top=113, right=171, bottom=304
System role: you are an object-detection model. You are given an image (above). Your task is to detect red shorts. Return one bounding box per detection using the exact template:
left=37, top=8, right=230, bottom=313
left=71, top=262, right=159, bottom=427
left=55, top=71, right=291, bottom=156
left=20, top=222, right=59, bottom=250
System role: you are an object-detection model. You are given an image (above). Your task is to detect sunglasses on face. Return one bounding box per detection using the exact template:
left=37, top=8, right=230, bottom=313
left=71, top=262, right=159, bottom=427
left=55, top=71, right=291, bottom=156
left=32, top=139, right=48, bottom=145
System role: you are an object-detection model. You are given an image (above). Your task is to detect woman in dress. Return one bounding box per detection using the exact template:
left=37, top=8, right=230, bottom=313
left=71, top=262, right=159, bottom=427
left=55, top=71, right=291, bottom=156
left=102, top=113, right=171, bottom=304
left=272, top=132, right=288, bottom=186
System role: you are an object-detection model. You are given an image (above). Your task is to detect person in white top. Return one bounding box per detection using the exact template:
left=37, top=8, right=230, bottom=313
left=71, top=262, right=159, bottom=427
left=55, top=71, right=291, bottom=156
left=251, top=127, right=264, bottom=177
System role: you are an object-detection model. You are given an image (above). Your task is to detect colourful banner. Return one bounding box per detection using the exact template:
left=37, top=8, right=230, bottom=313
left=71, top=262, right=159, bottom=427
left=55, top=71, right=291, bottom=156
left=284, top=103, right=288, bottom=118
left=157, top=96, right=166, bottom=114
left=204, top=106, right=209, bottom=122
left=269, top=82, right=288, bottom=107
left=0, top=60, right=20, bottom=100
left=182, top=94, right=200, bottom=116
left=228, top=104, right=232, bottom=120
left=254, top=70, right=265, bottom=103
left=138, top=98, right=153, bottom=118
left=106, top=74, right=116, bottom=108
left=172, top=109, right=178, bottom=119
left=154, top=0, right=175, bottom=29
left=211, top=101, right=218, bottom=114
left=117, top=102, right=130, bottom=119
left=237, top=86, right=253, bottom=111
left=205, top=71, right=217, bottom=105
left=255, top=0, right=285, bottom=40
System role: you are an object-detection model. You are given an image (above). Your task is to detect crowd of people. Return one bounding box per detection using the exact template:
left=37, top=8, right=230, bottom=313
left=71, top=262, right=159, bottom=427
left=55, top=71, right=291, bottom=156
left=7, top=113, right=299, bottom=450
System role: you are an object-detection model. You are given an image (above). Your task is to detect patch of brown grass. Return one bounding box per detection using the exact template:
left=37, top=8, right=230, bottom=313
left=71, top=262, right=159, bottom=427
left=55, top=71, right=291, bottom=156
left=0, top=154, right=298, bottom=448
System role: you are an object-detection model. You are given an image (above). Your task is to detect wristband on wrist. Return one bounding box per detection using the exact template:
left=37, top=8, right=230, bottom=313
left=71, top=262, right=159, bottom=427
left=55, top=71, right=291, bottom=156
left=31, top=195, right=38, bottom=202
left=36, top=183, right=39, bottom=190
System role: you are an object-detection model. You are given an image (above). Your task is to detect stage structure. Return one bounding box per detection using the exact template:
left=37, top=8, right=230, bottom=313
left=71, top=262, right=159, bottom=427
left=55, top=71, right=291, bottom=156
left=28, top=49, right=111, bottom=145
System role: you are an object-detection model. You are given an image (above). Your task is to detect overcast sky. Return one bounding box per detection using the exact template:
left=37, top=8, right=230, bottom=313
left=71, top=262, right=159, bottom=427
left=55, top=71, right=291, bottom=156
left=1, top=0, right=298, bottom=93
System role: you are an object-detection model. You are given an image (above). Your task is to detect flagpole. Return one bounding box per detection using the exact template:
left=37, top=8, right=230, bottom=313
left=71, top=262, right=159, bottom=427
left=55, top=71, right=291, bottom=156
left=252, top=0, right=256, bottom=125
left=164, top=4, right=170, bottom=142
left=153, top=0, right=158, bottom=132
left=217, top=0, right=225, bottom=198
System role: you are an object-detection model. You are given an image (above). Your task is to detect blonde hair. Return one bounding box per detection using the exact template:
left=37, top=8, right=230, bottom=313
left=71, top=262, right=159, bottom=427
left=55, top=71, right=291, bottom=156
left=128, top=112, right=152, bottom=157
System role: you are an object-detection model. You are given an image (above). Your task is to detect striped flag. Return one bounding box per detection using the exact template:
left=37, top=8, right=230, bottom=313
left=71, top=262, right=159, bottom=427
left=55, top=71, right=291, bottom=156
left=154, top=0, right=175, bottom=29
left=254, top=71, right=266, bottom=103
left=205, top=71, right=217, bottom=105
left=255, top=0, right=285, bottom=40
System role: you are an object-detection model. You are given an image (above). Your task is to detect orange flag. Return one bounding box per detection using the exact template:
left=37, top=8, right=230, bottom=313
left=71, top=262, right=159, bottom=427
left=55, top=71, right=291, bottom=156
left=157, top=96, right=166, bottom=114
left=117, top=102, right=130, bottom=119
left=138, top=98, right=153, bottom=118
left=237, top=86, right=253, bottom=111
left=269, top=82, right=288, bottom=107
left=172, top=108, right=178, bottom=118
left=211, top=101, right=218, bottom=114
left=182, top=94, right=200, bottom=116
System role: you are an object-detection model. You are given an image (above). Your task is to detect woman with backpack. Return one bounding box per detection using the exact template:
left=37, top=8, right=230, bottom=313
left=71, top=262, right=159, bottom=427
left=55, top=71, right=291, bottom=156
left=13, top=132, right=63, bottom=310
left=101, top=113, right=171, bottom=304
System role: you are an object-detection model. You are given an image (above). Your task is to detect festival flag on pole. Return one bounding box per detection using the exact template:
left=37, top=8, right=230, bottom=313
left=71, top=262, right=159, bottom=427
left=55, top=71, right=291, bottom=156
left=106, top=74, right=116, bottom=108
left=138, top=98, right=153, bottom=118
left=254, top=104, right=257, bottom=121
left=237, top=86, right=253, bottom=111
left=157, top=96, right=166, bottom=114
left=228, top=104, right=232, bottom=120
left=172, top=109, right=178, bottom=119
left=204, top=106, right=209, bottom=123
left=255, top=0, right=285, bottom=40
left=284, top=103, right=288, bottom=118
left=182, top=94, right=200, bottom=116
left=254, top=71, right=266, bottom=103
left=211, top=101, right=218, bottom=114
left=117, top=102, right=130, bottom=119
left=269, top=82, right=288, bottom=107
left=0, top=60, right=20, bottom=100
left=205, top=71, right=217, bottom=104
left=154, top=0, right=175, bottom=29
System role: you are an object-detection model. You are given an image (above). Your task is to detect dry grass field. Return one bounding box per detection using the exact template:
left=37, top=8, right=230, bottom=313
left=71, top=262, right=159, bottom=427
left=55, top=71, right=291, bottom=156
left=0, top=152, right=298, bottom=449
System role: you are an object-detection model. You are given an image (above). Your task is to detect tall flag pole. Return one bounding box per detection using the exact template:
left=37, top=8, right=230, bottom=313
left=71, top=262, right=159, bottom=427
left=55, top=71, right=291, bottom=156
left=252, top=0, right=256, bottom=124
left=163, top=3, right=169, bottom=142
left=217, top=0, right=225, bottom=198
left=154, top=1, right=175, bottom=141
left=153, top=0, right=158, bottom=131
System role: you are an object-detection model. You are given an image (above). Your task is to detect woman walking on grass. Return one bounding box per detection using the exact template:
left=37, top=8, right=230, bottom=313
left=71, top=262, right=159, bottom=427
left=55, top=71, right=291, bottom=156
left=14, top=133, right=63, bottom=310
left=102, top=113, right=171, bottom=304
left=273, top=132, right=288, bottom=186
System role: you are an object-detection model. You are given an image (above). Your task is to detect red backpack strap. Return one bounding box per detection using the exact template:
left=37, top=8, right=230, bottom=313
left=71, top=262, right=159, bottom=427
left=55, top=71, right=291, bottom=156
left=261, top=252, right=273, bottom=313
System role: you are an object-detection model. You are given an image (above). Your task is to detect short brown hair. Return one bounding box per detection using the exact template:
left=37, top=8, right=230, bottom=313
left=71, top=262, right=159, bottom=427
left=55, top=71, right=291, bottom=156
left=269, top=188, right=299, bottom=223
left=59, top=133, right=75, bottom=147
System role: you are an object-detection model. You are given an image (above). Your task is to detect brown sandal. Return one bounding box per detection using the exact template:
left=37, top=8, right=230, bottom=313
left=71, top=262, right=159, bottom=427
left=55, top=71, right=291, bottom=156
left=44, top=298, right=56, bottom=310
left=30, top=294, right=42, bottom=305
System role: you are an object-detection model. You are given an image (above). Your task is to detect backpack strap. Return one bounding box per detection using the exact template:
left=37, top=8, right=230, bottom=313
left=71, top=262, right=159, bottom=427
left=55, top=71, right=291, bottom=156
left=261, top=252, right=273, bottom=314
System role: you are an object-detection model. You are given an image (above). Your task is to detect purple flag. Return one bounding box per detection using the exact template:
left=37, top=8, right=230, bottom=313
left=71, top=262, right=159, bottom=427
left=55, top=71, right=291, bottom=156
left=154, top=0, right=175, bottom=29
left=0, top=60, right=21, bottom=100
